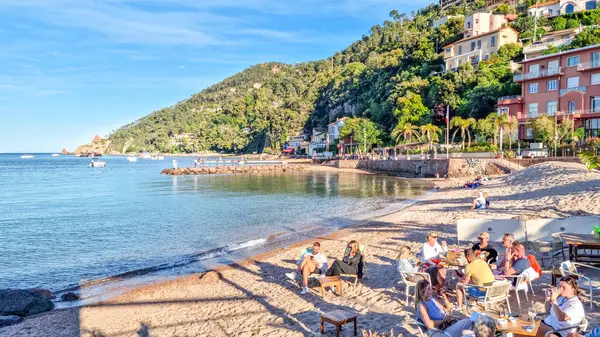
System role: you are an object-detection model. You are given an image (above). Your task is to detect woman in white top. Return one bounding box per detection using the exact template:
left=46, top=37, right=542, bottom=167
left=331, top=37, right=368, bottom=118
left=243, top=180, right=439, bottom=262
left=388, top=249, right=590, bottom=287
left=535, top=276, right=585, bottom=337
left=421, top=232, right=448, bottom=292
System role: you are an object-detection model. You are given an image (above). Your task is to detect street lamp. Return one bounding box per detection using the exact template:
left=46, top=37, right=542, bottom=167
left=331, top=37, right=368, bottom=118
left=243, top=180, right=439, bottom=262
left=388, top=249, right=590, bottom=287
left=363, top=127, right=367, bottom=155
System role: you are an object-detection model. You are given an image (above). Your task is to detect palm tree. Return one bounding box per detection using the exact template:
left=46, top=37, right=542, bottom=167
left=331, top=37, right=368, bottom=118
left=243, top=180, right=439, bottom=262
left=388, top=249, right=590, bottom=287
left=420, top=124, right=442, bottom=152
left=450, top=116, right=477, bottom=149
left=506, top=115, right=518, bottom=151
left=490, top=112, right=511, bottom=155
left=392, top=122, right=420, bottom=144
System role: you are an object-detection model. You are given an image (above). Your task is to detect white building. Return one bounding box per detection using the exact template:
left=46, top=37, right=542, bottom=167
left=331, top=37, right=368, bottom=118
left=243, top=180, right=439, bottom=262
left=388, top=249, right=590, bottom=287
left=463, top=12, right=507, bottom=38
left=327, top=117, right=348, bottom=143
left=522, top=27, right=582, bottom=59
left=309, top=128, right=328, bottom=155
left=528, top=0, right=595, bottom=18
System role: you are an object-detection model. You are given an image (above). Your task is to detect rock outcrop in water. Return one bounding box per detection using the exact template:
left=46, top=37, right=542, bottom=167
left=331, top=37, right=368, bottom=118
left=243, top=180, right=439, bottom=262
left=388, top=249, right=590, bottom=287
left=161, top=164, right=306, bottom=175
left=0, top=289, right=55, bottom=317
left=73, top=136, right=113, bottom=155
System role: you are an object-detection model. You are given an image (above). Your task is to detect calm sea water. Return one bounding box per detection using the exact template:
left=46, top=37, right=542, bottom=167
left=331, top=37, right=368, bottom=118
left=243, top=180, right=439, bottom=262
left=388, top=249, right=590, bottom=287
left=0, top=154, right=430, bottom=293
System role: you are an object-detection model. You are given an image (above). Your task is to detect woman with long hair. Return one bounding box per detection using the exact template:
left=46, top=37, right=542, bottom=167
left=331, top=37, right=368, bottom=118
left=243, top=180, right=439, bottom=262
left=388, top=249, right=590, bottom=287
left=415, top=280, right=473, bottom=337
left=326, top=240, right=361, bottom=277
left=525, top=276, right=585, bottom=337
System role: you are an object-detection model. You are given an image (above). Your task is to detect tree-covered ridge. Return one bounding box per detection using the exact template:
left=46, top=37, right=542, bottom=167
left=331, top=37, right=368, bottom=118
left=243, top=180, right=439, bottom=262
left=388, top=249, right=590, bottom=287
left=104, top=3, right=594, bottom=154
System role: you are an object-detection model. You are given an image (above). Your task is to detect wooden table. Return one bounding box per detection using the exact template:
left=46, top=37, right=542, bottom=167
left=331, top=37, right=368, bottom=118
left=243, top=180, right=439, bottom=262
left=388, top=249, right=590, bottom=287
left=560, top=233, right=600, bottom=262
left=442, top=250, right=467, bottom=268
left=320, top=309, right=357, bottom=337
left=318, top=276, right=342, bottom=297
left=486, top=312, right=540, bottom=337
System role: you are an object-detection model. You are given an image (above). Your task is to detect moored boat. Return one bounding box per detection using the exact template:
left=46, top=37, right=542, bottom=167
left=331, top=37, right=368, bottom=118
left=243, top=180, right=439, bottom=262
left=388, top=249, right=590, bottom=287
left=51, top=153, right=60, bottom=157
left=20, top=154, right=34, bottom=159
left=127, top=156, right=137, bottom=162
left=89, top=159, right=106, bottom=168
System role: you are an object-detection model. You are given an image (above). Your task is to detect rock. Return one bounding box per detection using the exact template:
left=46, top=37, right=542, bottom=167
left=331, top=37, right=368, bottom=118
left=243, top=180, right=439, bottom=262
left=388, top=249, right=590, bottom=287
left=0, top=315, right=23, bottom=327
left=27, top=288, right=54, bottom=299
left=61, top=148, right=69, bottom=155
left=0, top=289, right=55, bottom=317
left=208, top=168, right=217, bottom=174
left=60, top=292, right=80, bottom=301
left=92, top=135, right=102, bottom=144
left=198, top=271, right=220, bottom=283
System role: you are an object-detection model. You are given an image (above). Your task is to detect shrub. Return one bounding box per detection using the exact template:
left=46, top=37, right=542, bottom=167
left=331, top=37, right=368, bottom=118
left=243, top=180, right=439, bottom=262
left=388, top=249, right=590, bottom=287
left=566, top=18, right=579, bottom=29
left=552, top=17, right=567, bottom=31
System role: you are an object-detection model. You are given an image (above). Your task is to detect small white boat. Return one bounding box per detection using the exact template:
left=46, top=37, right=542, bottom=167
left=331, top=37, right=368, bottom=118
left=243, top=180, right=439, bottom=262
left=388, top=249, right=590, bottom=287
left=89, top=159, right=106, bottom=168
left=127, top=156, right=137, bottom=162
left=151, top=155, right=164, bottom=160
left=51, top=153, right=60, bottom=157
left=21, top=154, right=34, bottom=159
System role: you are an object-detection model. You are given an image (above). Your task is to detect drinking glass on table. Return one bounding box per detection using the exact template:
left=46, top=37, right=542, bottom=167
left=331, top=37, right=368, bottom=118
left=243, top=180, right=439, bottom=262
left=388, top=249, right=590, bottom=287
left=528, top=305, right=537, bottom=324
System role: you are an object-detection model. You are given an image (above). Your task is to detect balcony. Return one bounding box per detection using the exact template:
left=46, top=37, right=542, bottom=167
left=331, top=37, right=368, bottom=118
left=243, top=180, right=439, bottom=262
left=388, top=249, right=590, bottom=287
left=577, top=61, right=600, bottom=71
left=497, top=95, right=522, bottom=103
left=523, top=38, right=573, bottom=57
left=513, top=67, right=563, bottom=82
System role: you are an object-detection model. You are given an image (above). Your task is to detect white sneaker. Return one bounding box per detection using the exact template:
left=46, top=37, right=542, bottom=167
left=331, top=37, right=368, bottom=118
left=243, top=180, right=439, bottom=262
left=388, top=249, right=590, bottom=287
left=285, top=272, right=297, bottom=280
left=300, top=287, right=308, bottom=295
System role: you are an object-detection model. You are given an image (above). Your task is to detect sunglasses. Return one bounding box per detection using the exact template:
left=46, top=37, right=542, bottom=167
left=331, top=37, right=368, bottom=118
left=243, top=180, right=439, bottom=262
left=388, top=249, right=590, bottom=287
left=430, top=236, right=438, bottom=239
left=478, top=237, right=485, bottom=240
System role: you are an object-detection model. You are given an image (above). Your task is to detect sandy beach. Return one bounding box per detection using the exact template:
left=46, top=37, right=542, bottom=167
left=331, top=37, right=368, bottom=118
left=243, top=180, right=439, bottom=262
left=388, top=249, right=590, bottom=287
left=2, top=161, right=600, bottom=337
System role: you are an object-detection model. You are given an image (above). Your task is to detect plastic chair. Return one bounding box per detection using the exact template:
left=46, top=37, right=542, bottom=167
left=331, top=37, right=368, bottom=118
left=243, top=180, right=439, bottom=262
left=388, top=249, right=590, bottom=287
left=560, top=261, right=600, bottom=309
left=296, top=247, right=327, bottom=282
left=412, top=318, right=451, bottom=337
left=398, top=271, right=431, bottom=306
left=496, top=267, right=539, bottom=309
left=462, top=280, right=512, bottom=314
left=538, top=314, right=588, bottom=337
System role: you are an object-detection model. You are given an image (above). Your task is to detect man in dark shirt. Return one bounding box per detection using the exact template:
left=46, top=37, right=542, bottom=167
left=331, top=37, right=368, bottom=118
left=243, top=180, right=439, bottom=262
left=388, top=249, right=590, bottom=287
left=471, top=232, right=498, bottom=264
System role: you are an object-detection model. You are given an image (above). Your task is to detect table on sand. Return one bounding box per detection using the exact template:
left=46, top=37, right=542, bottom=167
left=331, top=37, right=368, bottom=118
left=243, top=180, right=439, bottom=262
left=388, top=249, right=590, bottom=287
left=320, top=309, right=357, bottom=337
left=318, top=276, right=342, bottom=297
left=486, top=312, right=540, bottom=337
left=560, top=233, right=600, bottom=262
left=441, top=250, right=467, bottom=269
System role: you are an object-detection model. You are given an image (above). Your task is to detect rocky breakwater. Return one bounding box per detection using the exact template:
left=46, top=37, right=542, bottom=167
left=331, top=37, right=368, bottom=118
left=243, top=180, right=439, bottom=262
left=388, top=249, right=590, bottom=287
left=160, top=164, right=306, bottom=176
left=0, top=289, right=55, bottom=327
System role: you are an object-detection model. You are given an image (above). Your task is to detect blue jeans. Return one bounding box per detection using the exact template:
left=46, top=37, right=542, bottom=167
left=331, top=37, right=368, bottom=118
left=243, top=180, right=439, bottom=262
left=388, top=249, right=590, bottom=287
left=467, top=287, right=486, bottom=298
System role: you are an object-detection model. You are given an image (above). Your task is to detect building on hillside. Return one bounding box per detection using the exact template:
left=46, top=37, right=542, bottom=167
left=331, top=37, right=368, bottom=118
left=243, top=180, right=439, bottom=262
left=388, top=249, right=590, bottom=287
left=309, top=128, right=328, bottom=155
left=443, top=26, right=520, bottom=70
left=286, top=134, right=310, bottom=154
left=463, top=12, right=507, bottom=38
left=528, top=0, right=595, bottom=17
left=497, top=44, right=600, bottom=140
left=327, top=117, right=348, bottom=143
left=433, top=15, right=463, bottom=28
left=523, top=27, right=582, bottom=59
left=440, top=0, right=475, bottom=10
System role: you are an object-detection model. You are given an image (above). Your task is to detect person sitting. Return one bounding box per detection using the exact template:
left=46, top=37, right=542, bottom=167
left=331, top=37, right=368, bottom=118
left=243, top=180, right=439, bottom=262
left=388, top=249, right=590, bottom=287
left=286, top=242, right=328, bottom=295
left=397, top=245, right=425, bottom=283
left=502, top=242, right=531, bottom=283
left=493, top=233, right=515, bottom=274
left=325, top=240, right=362, bottom=278
left=472, top=192, right=488, bottom=209
left=526, top=276, right=585, bottom=337
left=415, top=279, right=474, bottom=337
left=455, top=248, right=496, bottom=311
left=568, top=327, right=600, bottom=337
left=473, top=315, right=496, bottom=337
left=471, top=232, right=498, bottom=265
left=421, top=232, right=448, bottom=291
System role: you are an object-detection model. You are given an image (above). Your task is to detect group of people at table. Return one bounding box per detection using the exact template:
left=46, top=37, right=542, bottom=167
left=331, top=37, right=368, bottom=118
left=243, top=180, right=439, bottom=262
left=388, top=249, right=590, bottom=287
left=283, top=233, right=592, bottom=337
left=397, top=231, right=588, bottom=337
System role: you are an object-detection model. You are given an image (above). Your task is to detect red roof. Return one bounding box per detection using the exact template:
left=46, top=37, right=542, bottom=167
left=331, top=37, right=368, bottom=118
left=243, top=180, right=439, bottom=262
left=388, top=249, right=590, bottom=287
left=528, top=0, right=558, bottom=8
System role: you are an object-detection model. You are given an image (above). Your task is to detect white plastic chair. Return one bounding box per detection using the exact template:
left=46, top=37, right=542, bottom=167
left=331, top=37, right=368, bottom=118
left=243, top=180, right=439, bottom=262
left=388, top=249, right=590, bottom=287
left=412, top=318, right=451, bottom=337
left=462, top=280, right=512, bottom=314
left=496, top=267, right=539, bottom=309
left=543, top=316, right=588, bottom=337
left=399, top=271, right=431, bottom=306
left=560, top=261, right=600, bottom=309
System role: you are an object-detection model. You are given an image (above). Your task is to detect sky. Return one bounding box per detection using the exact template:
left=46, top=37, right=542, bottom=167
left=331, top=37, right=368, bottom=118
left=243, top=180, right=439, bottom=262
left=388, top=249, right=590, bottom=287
left=0, top=0, right=433, bottom=153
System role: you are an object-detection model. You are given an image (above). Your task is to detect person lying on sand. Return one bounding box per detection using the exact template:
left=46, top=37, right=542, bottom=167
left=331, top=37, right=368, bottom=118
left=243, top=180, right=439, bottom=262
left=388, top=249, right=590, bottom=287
left=286, top=242, right=328, bottom=295
left=471, top=192, right=488, bottom=209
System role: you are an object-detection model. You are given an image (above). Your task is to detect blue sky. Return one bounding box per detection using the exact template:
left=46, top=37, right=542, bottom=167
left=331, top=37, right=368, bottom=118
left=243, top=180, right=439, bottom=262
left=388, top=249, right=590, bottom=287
left=0, top=0, right=433, bottom=153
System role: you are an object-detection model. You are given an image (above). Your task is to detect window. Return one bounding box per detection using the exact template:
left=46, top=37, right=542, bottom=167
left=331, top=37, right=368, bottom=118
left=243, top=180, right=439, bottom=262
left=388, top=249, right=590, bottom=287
left=530, top=64, right=540, bottom=74
left=491, top=36, right=496, bottom=47
left=526, top=128, right=533, bottom=139
left=565, top=3, right=575, bottom=13
left=549, top=9, right=553, bottom=15
left=593, top=73, right=600, bottom=85
left=567, top=76, right=579, bottom=88
left=475, top=19, right=479, bottom=24
left=477, top=40, right=481, bottom=49
left=569, top=101, right=576, bottom=113
left=593, top=52, right=600, bottom=68
left=547, top=80, right=558, bottom=91
left=592, top=97, right=600, bottom=112
left=445, top=48, right=451, bottom=53
left=567, top=56, right=579, bottom=67
left=528, top=103, right=539, bottom=117
left=483, top=55, right=489, bottom=60
left=585, top=118, right=600, bottom=138
left=458, top=45, right=462, bottom=54
left=471, top=41, right=476, bottom=51
left=587, top=1, right=597, bottom=9
left=528, top=83, right=539, bottom=93
left=548, top=60, right=559, bottom=73
left=546, top=101, right=557, bottom=116
left=467, top=22, right=471, bottom=29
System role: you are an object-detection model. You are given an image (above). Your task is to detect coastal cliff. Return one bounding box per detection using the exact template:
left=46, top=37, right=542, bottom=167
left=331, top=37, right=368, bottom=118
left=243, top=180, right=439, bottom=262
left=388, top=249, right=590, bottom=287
left=73, top=136, right=114, bottom=155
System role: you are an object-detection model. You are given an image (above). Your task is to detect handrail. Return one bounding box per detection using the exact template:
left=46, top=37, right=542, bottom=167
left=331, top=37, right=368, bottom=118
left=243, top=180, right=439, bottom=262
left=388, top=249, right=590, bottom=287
left=513, top=67, right=562, bottom=81
left=498, top=95, right=521, bottom=101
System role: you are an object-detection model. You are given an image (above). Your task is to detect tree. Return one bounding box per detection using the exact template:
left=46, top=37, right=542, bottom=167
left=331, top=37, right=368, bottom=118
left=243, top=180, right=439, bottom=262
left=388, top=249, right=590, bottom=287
left=506, top=115, right=518, bottom=151
left=552, top=17, right=567, bottom=31
left=419, top=124, right=442, bottom=151
left=450, top=116, right=476, bottom=149
left=339, top=117, right=382, bottom=153
left=532, top=115, right=555, bottom=148
left=391, top=122, right=420, bottom=144
left=566, top=18, right=579, bottom=29
left=496, top=43, right=523, bottom=62
left=570, top=27, right=600, bottom=49
left=394, top=92, right=430, bottom=125
left=494, top=3, right=516, bottom=14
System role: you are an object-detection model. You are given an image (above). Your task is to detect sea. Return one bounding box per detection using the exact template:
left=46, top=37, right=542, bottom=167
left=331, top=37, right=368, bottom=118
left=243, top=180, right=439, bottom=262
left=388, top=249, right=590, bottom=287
left=0, top=153, right=431, bottom=302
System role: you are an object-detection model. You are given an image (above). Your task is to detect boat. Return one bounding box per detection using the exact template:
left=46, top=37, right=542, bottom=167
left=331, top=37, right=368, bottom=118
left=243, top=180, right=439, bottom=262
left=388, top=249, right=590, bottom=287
left=151, top=155, right=164, bottom=160
left=51, top=153, right=60, bottom=157
left=20, top=154, right=34, bottom=159
left=89, top=159, right=106, bottom=168
left=127, top=156, right=137, bottom=162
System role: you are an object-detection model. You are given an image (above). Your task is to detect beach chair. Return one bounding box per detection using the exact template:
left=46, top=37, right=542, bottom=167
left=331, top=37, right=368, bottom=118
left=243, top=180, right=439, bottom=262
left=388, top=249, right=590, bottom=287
left=294, top=247, right=327, bottom=285
left=340, top=244, right=367, bottom=287
left=560, top=261, right=600, bottom=309
left=496, top=267, right=539, bottom=309
left=536, top=313, right=588, bottom=337
left=529, top=233, right=566, bottom=269
left=463, top=280, right=512, bottom=314
left=412, top=318, right=452, bottom=337
left=398, top=271, right=431, bottom=306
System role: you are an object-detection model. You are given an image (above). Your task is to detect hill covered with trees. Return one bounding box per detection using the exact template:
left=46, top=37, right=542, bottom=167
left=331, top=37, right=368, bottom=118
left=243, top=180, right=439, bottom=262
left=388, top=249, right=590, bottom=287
left=99, top=3, right=596, bottom=154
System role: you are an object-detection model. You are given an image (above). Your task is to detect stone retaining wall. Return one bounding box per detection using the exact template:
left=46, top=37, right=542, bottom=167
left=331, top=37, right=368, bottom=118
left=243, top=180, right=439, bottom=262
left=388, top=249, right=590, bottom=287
left=507, top=157, right=581, bottom=167
left=161, top=164, right=306, bottom=175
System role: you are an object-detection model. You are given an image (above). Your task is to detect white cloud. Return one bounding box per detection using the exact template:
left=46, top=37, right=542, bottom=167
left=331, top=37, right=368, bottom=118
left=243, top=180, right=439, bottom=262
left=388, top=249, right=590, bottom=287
left=177, top=65, right=186, bottom=69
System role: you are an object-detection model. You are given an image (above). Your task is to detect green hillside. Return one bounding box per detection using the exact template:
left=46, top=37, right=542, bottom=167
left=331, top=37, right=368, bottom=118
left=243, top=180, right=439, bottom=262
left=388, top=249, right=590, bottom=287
left=104, top=3, right=599, bottom=154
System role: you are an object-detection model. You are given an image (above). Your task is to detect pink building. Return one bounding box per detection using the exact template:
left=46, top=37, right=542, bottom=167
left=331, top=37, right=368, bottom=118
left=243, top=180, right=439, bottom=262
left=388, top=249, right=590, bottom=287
left=498, top=44, right=600, bottom=140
